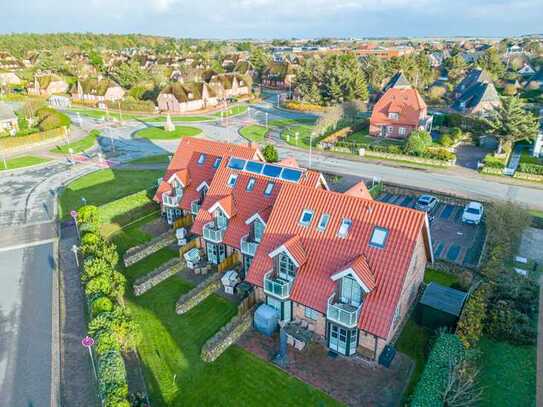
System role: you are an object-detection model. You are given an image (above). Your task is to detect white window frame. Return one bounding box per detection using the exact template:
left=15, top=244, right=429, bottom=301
left=304, top=306, right=318, bottom=321
left=317, top=213, right=330, bottom=231
left=227, top=174, right=238, bottom=188
left=299, top=209, right=314, bottom=226
left=369, top=226, right=388, bottom=248
left=197, top=153, right=206, bottom=165
left=264, top=182, right=274, bottom=196
left=399, top=127, right=406, bottom=136
left=246, top=178, right=256, bottom=192
left=337, top=218, right=352, bottom=238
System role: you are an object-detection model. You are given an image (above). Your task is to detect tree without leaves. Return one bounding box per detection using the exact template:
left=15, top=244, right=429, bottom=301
left=486, top=97, right=539, bottom=154
left=442, top=357, right=483, bottom=407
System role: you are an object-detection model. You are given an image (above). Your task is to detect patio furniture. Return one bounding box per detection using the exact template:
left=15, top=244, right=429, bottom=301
left=294, top=339, right=305, bottom=351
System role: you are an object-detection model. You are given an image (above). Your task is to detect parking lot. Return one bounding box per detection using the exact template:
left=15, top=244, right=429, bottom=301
left=376, top=192, right=486, bottom=267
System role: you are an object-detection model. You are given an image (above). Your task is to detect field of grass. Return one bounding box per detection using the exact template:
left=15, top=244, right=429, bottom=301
left=134, top=126, right=202, bottom=140
left=343, top=131, right=403, bottom=147
left=0, top=155, right=51, bottom=171
left=142, top=115, right=213, bottom=123
left=395, top=318, right=432, bottom=399
left=423, top=268, right=460, bottom=287
left=239, top=125, right=268, bottom=142
left=50, top=129, right=100, bottom=154
left=58, top=168, right=163, bottom=220
left=268, top=117, right=317, bottom=127
left=479, top=337, right=536, bottom=407
left=212, top=104, right=248, bottom=118
left=129, top=154, right=171, bottom=165
left=280, top=125, right=317, bottom=148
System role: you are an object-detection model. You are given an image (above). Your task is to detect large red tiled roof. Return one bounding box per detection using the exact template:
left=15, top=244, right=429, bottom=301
left=153, top=138, right=259, bottom=210
left=246, top=184, right=431, bottom=339
left=191, top=162, right=325, bottom=250
left=370, top=87, right=427, bottom=128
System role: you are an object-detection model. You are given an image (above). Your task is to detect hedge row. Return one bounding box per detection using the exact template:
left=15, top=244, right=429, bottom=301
left=518, top=162, right=543, bottom=175
left=334, top=141, right=456, bottom=162
left=483, top=154, right=506, bottom=169
left=77, top=205, right=137, bottom=407
left=455, top=284, right=489, bottom=349
left=411, top=333, right=465, bottom=406
left=281, top=100, right=326, bottom=112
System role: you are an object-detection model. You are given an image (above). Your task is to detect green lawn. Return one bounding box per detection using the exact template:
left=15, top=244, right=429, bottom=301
left=395, top=318, right=432, bottom=399
left=134, top=126, right=202, bottom=140
left=99, top=189, right=158, bottom=226
left=0, top=155, right=51, bottom=171
left=129, top=154, right=171, bottom=165
left=239, top=125, right=268, bottom=142
left=280, top=125, right=317, bottom=148
left=69, top=107, right=141, bottom=121
left=104, top=210, right=341, bottom=406
left=423, top=268, right=459, bottom=287
left=343, top=131, right=403, bottom=147
left=58, top=168, right=163, bottom=220
left=268, top=117, right=317, bottom=128
left=479, top=337, right=536, bottom=407
left=212, top=104, right=248, bottom=118
left=50, top=129, right=100, bottom=154
left=142, top=115, right=213, bottom=123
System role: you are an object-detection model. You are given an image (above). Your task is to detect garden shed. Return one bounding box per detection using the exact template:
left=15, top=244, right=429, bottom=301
left=415, top=282, right=468, bottom=329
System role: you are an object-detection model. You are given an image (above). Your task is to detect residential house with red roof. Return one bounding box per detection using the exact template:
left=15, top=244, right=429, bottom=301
left=153, top=138, right=261, bottom=225
left=191, top=156, right=328, bottom=269
left=246, top=184, right=432, bottom=359
left=369, top=86, right=432, bottom=139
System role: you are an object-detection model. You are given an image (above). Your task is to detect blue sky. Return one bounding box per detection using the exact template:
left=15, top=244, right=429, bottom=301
left=2, top=0, right=542, bottom=38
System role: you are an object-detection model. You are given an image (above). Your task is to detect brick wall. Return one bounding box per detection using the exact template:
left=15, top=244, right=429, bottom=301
left=292, top=302, right=326, bottom=337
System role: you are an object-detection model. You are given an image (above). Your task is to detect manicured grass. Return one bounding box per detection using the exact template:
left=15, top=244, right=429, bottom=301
left=280, top=125, right=317, bottom=148
left=59, top=168, right=163, bottom=220
left=479, top=337, right=536, bottom=407
left=129, top=154, right=171, bottom=165
left=239, top=125, right=268, bottom=142
left=69, top=107, right=141, bottom=121
left=212, top=104, right=248, bottom=117
left=343, top=131, right=403, bottom=147
left=0, top=155, right=51, bottom=171
left=396, top=318, right=431, bottom=399
left=142, top=115, right=213, bottom=123
left=50, top=129, right=100, bottom=154
left=98, top=190, right=159, bottom=225
left=268, top=117, right=317, bottom=127
left=423, top=268, right=459, bottom=287
left=134, top=126, right=202, bottom=140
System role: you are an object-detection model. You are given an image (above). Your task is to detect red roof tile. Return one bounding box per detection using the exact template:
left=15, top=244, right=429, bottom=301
left=191, top=162, right=325, bottom=250
left=153, top=138, right=260, bottom=210
left=246, top=184, right=431, bottom=339
left=370, top=87, right=427, bottom=128
left=344, top=181, right=373, bottom=200
left=270, top=235, right=307, bottom=267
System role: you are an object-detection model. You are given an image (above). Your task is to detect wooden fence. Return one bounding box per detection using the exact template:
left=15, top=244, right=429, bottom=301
left=174, top=214, right=194, bottom=229
left=218, top=252, right=241, bottom=273
left=238, top=291, right=256, bottom=315
left=179, top=238, right=200, bottom=257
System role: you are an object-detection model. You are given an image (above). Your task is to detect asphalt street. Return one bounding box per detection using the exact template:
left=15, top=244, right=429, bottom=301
left=0, top=243, right=54, bottom=407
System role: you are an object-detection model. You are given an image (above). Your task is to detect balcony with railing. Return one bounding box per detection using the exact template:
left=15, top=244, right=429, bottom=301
left=326, top=295, right=362, bottom=328
left=162, top=193, right=181, bottom=207
left=191, top=201, right=201, bottom=215
left=263, top=271, right=292, bottom=300
left=240, top=235, right=259, bottom=257
left=202, top=221, right=226, bottom=243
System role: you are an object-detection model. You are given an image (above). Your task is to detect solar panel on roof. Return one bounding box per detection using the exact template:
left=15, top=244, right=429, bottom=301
left=262, top=164, right=282, bottom=177
left=228, top=157, right=246, bottom=170
left=245, top=161, right=264, bottom=174
left=281, top=168, right=302, bottom=182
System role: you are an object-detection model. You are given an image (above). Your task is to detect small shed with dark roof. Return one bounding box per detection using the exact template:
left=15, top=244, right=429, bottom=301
left=415, top=282, right=468, bottom=329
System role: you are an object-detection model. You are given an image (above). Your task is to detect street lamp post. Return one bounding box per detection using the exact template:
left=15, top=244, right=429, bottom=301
left=82, top=336, right=97, bottom=381
left=70, top=210, right=80, bottom=240
left=71, top=244, right=79, bottom=268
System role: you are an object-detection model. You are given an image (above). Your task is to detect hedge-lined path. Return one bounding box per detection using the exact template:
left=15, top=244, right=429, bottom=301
left=58, top=223, right=100, bottom=407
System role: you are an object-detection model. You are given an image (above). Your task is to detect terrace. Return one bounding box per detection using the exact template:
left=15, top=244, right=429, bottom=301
left=263, top=271, right=292, bottom=299
left=326, top=295, right=362, bottom=328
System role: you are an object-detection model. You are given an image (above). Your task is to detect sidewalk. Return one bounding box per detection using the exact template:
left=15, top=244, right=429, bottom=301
left=58, top=223, right=100, bottom=407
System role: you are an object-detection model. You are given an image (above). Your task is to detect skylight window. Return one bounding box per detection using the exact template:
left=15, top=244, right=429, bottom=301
left=299, top=209, right=314, bottom=226
left=197, top=153, right=206, bottom=165
left=227, top=174, right=238, bottom=188
left=369, top=226, right=388, bottom=248
left=264, top=182, right=274, bottom=196
left=317, top=213, right=330, bottom=231
left=213, top=157, right=222, bottom=168
left=246, top=178, right=256, bottom=192
left=337, top=218, right=352, bottom=238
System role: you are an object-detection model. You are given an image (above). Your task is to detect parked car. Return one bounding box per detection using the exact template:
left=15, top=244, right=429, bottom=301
left=415, top=195, right=439, bottom=213
left=462, top=202, right=484, bottom=224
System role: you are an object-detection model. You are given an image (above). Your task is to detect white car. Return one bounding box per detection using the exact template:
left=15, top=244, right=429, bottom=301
left=462, top=202, right=484, bottom=225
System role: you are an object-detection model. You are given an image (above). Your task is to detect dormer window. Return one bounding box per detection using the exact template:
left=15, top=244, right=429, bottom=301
left=388, top=112, right=399, bottom=120
left=214, top=209, right=227, bottom=228
left=253, top=219, right=264, bottom=242
left=340, top=275, right=363, bottom=307
left=213, top=157, right=222, bottom=168
left=369, top=226, right=388, bottom=248
left=338, top=218, right=352, bottom=238
left=246, top=178, right=256, bottom=192
left=317, top=213, right=330, bottom=231
left=299, top=209, right=314, bottom=226
left=227, top=174, right=238, bottom=188
left=197, top=153, right=206, bottom=165
left=264, top=182, right=274, bottom=196
left=278, top=253, right=296, bottom=281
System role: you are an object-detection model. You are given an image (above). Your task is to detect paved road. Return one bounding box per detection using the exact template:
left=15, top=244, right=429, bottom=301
left=0, top=243, right=55, bottom=407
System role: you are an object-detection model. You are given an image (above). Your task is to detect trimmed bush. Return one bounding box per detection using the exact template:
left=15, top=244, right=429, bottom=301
left=411, top=333, right=465, bottom=406
left=439, top=134, right=453, bottom=147
left=404, top=130, right=433, bottom=155
left=483, top=154, right=506, bottom=169
left=518, top=162, right=543, bottom=175
left=456, top=284, right=489, bottom=348
left=97, top=351, right=128, bottom=401
left=91, top=296, right=114, bottom=316
left=82, top=257, right=113, bottom=282
left=423, top=147, right=455, bottom=162
left=95, top=330, right=121, bottom=355
left=85, top=275, right=113, bottom=297
left=77, top=205, right=100, bottom=232
left=262, top=144, right=278, bottom=163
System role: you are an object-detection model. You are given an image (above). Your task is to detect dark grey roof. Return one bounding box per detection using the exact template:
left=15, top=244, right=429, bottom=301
left=525, top=70, right=543, bottom=89
left=453, top=68, right=492, bottom=95
left=420, top=282, right=468, bottom=317
left=383, top=71, right=411, bottom=91
left=452, top=82, right=500, bottom=111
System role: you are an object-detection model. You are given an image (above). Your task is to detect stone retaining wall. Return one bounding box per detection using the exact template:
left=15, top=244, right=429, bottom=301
left=201, top=309, right=254, bottom=363
left=175, top=272, right=221, bottom=314
left=123, top=231, right=176, bottom=267
left=133, top=258, right=184, bottom=296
